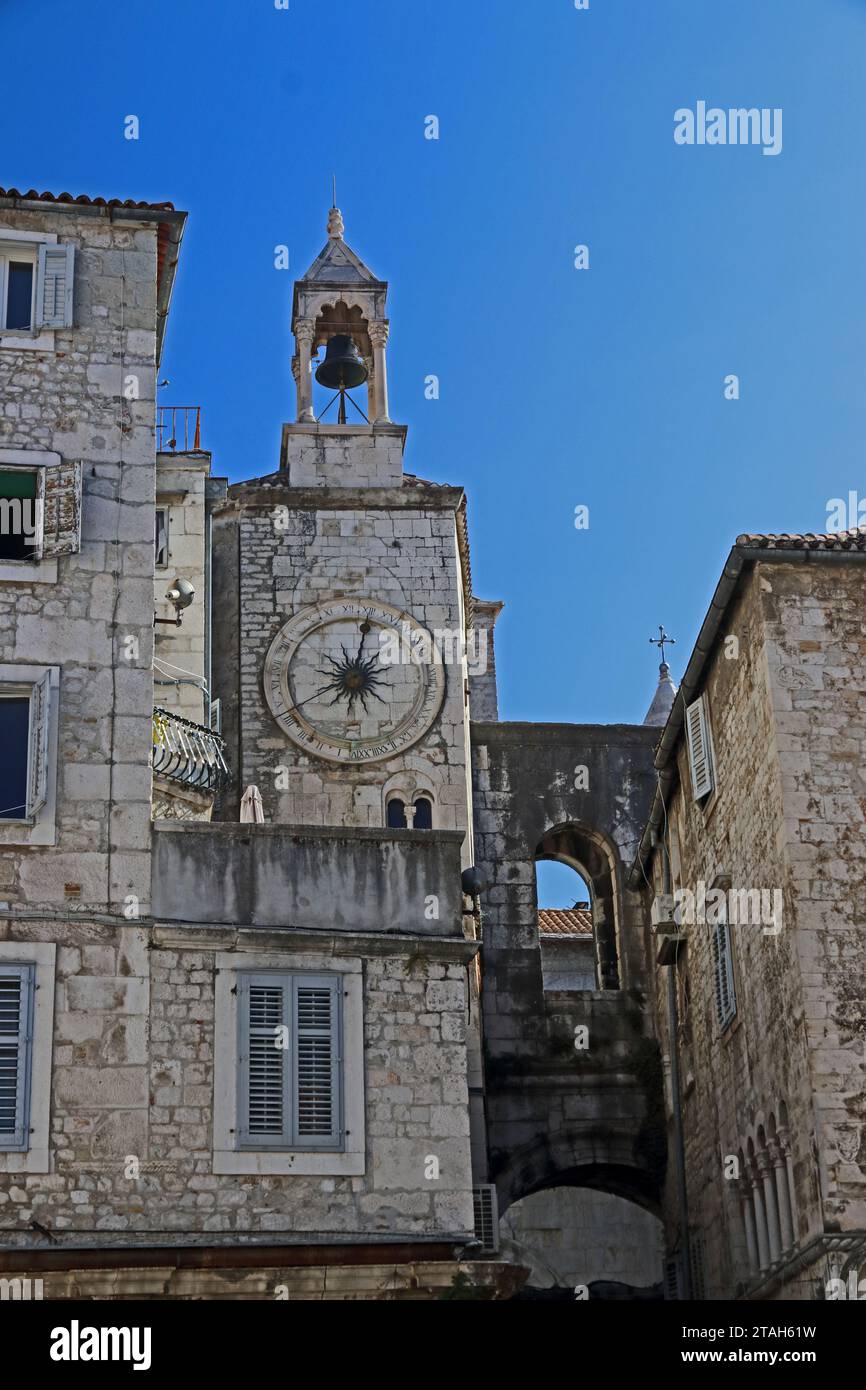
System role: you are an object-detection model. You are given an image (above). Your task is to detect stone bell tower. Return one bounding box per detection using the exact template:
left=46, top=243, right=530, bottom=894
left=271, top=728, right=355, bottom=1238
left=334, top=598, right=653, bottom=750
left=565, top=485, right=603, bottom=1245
left=212, top=205, right=476, bottom=843
left=282, top=205, right=406, bottom=488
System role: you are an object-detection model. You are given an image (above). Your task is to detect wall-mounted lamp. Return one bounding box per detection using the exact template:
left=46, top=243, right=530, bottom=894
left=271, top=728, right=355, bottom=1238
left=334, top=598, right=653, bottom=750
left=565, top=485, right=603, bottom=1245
left=155, top=577, right=196, bottom=628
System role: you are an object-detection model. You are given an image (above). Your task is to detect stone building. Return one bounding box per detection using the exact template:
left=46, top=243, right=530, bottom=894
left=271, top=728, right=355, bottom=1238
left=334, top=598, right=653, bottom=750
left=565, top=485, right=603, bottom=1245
left=631, top=531, right=866, bottom=1300
left=1, top=184, right=862, bottom=1302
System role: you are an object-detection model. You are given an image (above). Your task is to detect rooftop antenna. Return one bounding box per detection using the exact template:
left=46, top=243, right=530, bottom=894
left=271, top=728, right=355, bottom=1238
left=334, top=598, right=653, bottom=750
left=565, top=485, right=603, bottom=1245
left=649, top=624, right=676, bottom=670
left=331, top=173, right=337, bottom=208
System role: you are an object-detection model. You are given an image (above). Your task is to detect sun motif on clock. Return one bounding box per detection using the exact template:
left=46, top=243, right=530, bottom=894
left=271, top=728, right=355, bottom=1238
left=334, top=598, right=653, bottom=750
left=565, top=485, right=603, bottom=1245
left=263, top=598, right=446, bottom=764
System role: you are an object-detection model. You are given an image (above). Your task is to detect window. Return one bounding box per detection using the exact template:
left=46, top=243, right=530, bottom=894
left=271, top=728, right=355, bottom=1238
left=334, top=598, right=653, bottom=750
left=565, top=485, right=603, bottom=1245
left=685, top=694, right=715, bottom=801
left=0, top=673, right=50, bottom=823
left=0, top=240, right=74, bottom=335
left=386, top=793, right=434, bottom=828
left=214, top=953, right=363, bottom=1176
left=0, top=470, right=40, bottom=562
left=0, top=964, right=34, bottom=1150
left=0, top=943, right=55, bottom=1173
left=237, top=971, right=342, bottom=1151
left=0, top=451, right=82, bottom=579
left=711, top=918, right=737, bottom=1030
left=155, top=508, right=169, bottom=568
left=0, top=666, right=58, bottom=845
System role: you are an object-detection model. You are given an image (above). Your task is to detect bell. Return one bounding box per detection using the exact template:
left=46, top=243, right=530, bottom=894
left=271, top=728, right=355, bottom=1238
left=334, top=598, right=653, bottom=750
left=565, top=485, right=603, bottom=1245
left=315, top=335, right=368, bottom=391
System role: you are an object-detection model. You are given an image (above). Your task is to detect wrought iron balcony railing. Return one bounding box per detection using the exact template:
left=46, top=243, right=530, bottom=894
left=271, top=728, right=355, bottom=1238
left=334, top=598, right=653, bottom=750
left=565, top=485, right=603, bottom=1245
left=152, top=707, right=229, bottom=793
left=156, top=405, right=202, bottom=452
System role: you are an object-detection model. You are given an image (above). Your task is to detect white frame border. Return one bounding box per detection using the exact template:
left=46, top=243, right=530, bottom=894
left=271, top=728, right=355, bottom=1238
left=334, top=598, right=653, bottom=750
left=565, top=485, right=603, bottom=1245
left=0, top=941, right=56, bottom=1173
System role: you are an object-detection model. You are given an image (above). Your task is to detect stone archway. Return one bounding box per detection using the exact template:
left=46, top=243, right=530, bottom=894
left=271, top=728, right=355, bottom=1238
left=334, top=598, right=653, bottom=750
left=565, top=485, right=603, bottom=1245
left=536, top=821, right=622, bottom=990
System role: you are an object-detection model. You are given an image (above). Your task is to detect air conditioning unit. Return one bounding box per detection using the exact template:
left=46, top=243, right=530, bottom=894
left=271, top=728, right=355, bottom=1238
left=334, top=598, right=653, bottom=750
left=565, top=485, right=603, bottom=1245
left=651, top=892, right=678, bottom=933
left=472, top=1184, right=499, bottom=1256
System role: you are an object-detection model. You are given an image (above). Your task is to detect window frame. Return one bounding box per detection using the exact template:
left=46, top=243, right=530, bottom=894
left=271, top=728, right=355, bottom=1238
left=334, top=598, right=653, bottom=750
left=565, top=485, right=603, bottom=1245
left=0, top=665, right=59, bottom=847
left=0, top=230, right=60, bottom=351
left=0, top=247, right=37, bottom=332
left=213, top=951, right=365, bottom=1176
left=0, top=466, right=43, bottom=566
left=0, top=943, right=56, bottom=1174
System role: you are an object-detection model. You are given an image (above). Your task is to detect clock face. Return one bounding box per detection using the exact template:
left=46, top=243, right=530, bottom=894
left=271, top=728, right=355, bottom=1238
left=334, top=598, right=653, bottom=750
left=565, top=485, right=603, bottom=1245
left=264, top=598, right=446, bottom=764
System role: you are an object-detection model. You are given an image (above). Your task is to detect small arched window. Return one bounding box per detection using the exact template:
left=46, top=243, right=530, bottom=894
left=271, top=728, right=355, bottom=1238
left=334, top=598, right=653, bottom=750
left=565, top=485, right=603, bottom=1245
left=386, top=797, right=407, bottom=829
left=413, top=797, right=433, bottom=829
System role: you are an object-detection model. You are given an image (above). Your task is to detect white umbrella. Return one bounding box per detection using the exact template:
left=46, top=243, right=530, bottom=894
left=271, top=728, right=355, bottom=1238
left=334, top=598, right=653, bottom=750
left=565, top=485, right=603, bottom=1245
left=240, top=784, right=265, bottom=823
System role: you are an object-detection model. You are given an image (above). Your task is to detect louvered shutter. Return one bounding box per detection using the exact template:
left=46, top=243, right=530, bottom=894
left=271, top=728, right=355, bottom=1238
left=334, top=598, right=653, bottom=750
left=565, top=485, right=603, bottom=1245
left=26, top=671, right=51, bottom=819
left=0, top=965, right=34, bottom=1150
left=238, top=974, right=291, bottom=1148
left=473, top=1185, right=500, bottom=1254
left=711, top=920, right=737, bottom=1030
left=35, top=245, right=74, bottom=330
left=293, top=975, right=342, bottom=1149
left=664, top=1255, right=681, bottom=1300
left=685, top=695, right=715, bottom=800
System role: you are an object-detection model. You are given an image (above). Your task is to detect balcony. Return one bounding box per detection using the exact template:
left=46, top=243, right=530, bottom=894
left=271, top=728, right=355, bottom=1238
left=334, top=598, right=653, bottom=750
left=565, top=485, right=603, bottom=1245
left=156, top=405, right=202, bottom=453
left=152, top=707, right=229, bottom=794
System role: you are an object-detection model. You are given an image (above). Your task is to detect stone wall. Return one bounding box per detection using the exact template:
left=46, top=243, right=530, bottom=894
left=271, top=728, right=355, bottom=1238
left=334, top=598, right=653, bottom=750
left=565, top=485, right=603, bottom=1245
left=645, top=558, right=866, bottom=1299
left=501, top=1186, right=664, bottom=1291
left=0, top=201, right=161, bottom=912
left=0, top=915, right=476, bottom=1244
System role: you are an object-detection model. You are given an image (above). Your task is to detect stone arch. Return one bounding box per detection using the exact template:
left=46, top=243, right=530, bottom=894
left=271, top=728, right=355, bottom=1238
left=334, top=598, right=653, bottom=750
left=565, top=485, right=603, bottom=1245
left=382, top=762, right=441, bottom=829
left=535, top=821, right=623, bottom=990
left=495, top=1130, right=662, bottom=1218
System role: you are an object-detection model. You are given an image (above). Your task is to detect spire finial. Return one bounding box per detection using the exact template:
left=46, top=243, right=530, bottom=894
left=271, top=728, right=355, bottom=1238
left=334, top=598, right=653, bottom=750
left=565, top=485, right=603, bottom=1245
left=327, top=176, right=344, bottom=240
left=649, top=624, right=676, bottom=671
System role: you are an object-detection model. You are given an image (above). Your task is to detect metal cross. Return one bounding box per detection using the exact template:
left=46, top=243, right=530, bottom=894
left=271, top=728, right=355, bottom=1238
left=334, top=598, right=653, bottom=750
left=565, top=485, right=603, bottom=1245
left=649, top=625, right=676, bottom=666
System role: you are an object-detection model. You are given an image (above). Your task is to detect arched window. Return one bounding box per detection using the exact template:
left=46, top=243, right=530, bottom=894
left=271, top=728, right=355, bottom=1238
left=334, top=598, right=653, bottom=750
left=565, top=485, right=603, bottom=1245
left=413, top=796, right=433, bottom=829
left=386, top=797, right=407, bottom=829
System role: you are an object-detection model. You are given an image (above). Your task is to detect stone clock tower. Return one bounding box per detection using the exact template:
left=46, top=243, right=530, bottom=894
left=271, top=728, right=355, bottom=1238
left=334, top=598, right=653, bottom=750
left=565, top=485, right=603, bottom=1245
left=212, top=207, right=476, bottom=851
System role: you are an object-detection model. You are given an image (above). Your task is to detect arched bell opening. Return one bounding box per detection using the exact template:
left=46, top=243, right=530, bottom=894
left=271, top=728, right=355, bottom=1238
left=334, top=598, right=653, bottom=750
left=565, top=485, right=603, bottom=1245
left=535, top=823, right=622, bottom=990
left=311, top=300, right=372, bottom=423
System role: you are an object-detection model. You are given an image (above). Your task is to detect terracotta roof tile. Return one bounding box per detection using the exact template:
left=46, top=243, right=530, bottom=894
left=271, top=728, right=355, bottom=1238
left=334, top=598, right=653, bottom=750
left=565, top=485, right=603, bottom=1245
left=736, top=527, right=866, bottom=552
left=538, top=908, right=593, bottom=936
left=0, top=186, right=176, bottom=211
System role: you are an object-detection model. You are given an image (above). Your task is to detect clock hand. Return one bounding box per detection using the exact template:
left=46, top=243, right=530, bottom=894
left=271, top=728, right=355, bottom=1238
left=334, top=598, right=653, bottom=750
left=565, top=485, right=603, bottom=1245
left=287, top=682, right=342, bottom=714
left=355, top=620, right=372, bottom=664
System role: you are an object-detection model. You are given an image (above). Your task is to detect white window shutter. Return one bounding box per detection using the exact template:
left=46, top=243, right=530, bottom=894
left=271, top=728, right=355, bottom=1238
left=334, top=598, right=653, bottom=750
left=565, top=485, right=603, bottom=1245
left=36, top=244, right=74, bottom=329
left=26, top=670, right=52, bottom=819
left=293, top=976, right=342, bottom=1148
left=0, top=964, right=34, bottom=1149
left=685, top=695, right=714, bottom=800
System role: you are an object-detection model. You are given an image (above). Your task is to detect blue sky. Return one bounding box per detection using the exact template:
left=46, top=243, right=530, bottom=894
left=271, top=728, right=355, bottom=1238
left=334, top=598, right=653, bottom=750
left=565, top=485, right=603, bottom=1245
left=3, top=0, right=866, bottom=734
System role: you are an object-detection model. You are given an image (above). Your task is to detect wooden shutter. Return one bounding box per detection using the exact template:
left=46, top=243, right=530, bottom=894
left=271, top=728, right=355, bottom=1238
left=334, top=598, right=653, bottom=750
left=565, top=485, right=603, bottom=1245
left=42, top=461, right=82, bottom=557
left=0, top=965, right=34, bottom=1149
left=35, top=245, right=74, bottom=330
left=711, top=920, right=737, bottom=1030
left=26, top=671, right=51, bottom=819
left=293, top=975, right=342, bottom=1149
left=238, top=974, right=291, bottom=1148
left=685, top=695, right=714, bottom=800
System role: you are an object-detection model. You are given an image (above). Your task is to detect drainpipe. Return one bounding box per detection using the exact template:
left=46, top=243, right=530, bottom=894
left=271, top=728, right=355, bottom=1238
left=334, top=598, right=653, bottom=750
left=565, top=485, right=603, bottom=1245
left=661, top=833, right=692, bottom=1298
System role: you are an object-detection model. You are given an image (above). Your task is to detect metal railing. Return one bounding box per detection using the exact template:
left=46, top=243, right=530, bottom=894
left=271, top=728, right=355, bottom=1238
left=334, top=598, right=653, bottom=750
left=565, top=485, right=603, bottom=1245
left=156, top=405, right=202, bottom=452
left=152, top=706, right=228, bottom=793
